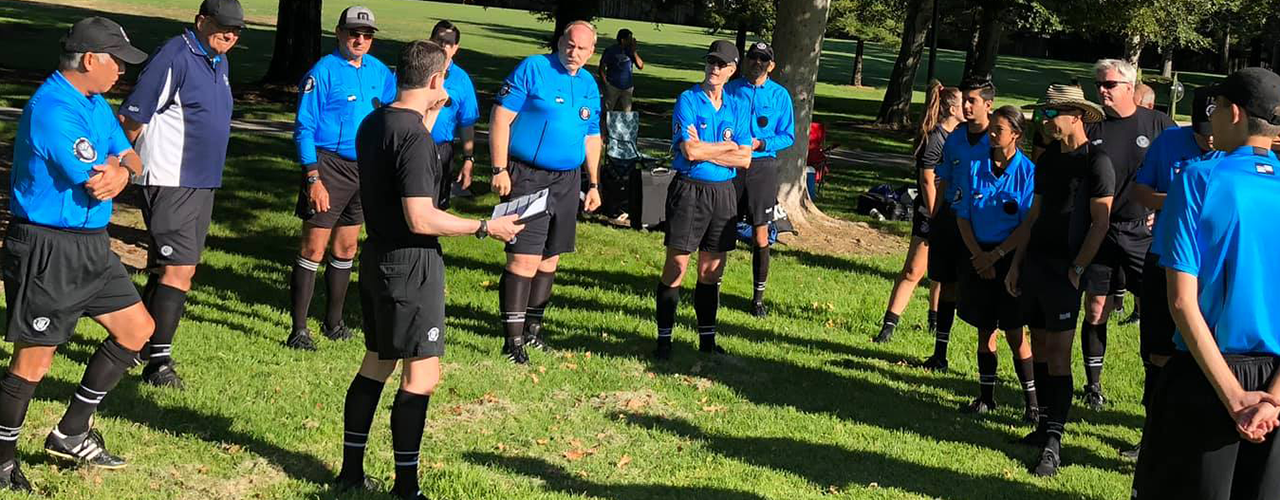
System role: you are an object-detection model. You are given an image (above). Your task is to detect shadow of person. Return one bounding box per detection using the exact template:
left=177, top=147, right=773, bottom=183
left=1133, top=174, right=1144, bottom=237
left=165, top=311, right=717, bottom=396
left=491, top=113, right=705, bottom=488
left=463, top=451, right=771, bottom=500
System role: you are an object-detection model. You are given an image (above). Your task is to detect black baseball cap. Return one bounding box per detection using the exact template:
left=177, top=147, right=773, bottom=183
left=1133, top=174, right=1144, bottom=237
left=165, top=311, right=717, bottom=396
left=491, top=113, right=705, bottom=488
left=1205, top=67, right=1280, bottom=126
left=338, top=6, right=377, bottom=32
left=706, top=39, right=738, bottom=65
left=61, top=17, right=148, bottom=65
left=199, top=0, right=245, bottom=28
left=745, top=41, right=773, bottom=61
left=1191, top=86, right=1214, bottom=136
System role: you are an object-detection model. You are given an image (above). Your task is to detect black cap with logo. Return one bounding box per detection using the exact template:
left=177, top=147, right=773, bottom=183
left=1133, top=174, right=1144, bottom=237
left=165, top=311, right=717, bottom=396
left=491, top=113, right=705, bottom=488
left=199, top=0, right=245, bottom=28
left=61, top=17, right=148, bottom=65
left=1191, top=86, right=1214, bottom=136
left=706, top=39, right=738, bottom=65
left=1206, top=67, right=1280, bottom=126
left=746, top=41, right=773, bottom=61
left=338, top=6, right=378, bottom=32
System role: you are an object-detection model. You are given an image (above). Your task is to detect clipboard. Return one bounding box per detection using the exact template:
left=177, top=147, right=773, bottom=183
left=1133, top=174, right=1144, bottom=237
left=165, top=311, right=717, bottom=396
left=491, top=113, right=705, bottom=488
left=491, top=188, right=551, bottom=224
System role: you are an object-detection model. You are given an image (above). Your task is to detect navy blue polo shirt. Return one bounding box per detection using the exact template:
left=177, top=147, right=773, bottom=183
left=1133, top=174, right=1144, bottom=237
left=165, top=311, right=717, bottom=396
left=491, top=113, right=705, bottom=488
left=936, top=127, right=991, bottom=205
left=670, top=85, right=752, bottom=182
left=724, top=77, right=795, bottom=159
left=955, top=149, right=1036, bottom=244
left=431, top=62, right=479, bottom=144
left=119, top=29, right=233, bottom=188
left=601, top=44, right=636, bottom=90
left=294, top=51, right=397, bottom=165
left=1160, top=146, right=1280, bottom=355
left=495, top=54, right=601, bottom=171
left=11, top=72, right=134, bottom=229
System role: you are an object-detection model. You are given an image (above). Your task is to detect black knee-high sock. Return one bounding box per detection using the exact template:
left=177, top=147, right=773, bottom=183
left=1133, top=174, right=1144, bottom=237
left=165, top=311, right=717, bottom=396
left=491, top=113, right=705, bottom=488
left=1082, top=322, right=1107, bottom=388
left=338, top=374, right=385, bottom=481
left=1046, top=373, right=1073, bottom=437
left=141, top=272, right=159, bottom=309
left=880, top=311, right=900, bottom=334
left=927, top=309, right=939, bottom=332
left=500, top=271, right=532, bottom=342
left=58, top=339, right=138, bottom=436
left=977, top=351, right=998, bottom=402
left=143, top=283, right=187, bottom=367
left=325, top=257, right=354, bottom=329
left=932, top=301, right=956, bottom=359
left=390, top=390, right=430, bottom=498
left=1034, top=362, right=1050, bottom=428
left=1015, top=356, right=1038, bottom=412
left=751, top=245, right=770, bottom=304
left=0, top=373, right=38, bottom=464
left=291, top=256, right=320, bottom=331
left=695, top=282, right=720, bottom=350
left=656, top=284, right=680, bottom=345
left=526, top=271, right=555, bottom=333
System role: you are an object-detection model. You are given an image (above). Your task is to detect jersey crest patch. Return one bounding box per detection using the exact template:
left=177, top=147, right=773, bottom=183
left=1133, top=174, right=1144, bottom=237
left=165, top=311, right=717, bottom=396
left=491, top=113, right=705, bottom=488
left=427, top=327, right=440, bottom=342
left=73, top=138, right=97, bottom=163
left=579, top=106, right=591, bottom=121
left=723, top=128, right=733, bottom=141
left=32, top=317, right=50, bottom=332
left=1136, top=135, right=1150, bottom=148
left=303, top=76, right=315, bottom=93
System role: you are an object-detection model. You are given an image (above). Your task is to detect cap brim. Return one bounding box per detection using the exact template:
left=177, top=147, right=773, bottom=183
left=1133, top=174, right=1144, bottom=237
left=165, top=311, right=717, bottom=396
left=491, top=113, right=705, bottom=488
left=216, top=15, right=246, bottom=28
left=341, top=23, right=378, bottom=32
left=706, top=54, right=732, bottom=64
left=746, top=51, right=772, bottom=61
left=112, top=45, right=149, bottom=65
left=1193, top=122, right=1212, bottom=136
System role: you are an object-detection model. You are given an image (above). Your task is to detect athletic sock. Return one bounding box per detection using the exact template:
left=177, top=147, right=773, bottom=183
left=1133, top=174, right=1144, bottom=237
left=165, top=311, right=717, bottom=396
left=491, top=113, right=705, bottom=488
left=338, top=374, right=385, bottom=481
left=0, top=373, right=38, bottom=464
left=1081, top=322, right=1107, bottom=388
left=141, top=272, right=159, bottom=311
left=656, top=284, right=680, bottom=346
left=933, top=301, right=957, bottom=360
left=499, top=271, right=532, bottom=341
left=142, top=283, right=187, bottom=367
left=977, top=351, right=998, bottom=403
left=526, top=271, right=556, bottom=333
left=927, top=309, right=938, bottom=333
left=324, top=257, right=354, bottom=329
left=1015, top=356, right=1038, bottom=412
left=880, top=311, right=900, bottom=335
left=291, top=256, right=320, bottom=331
left=1046, top=373, right=1073, bottom=437
left=58, top=339, right=138, bottom=436
left=1034, top=362, right=1051, bottom=429
left=751, top=245, right=770, bottom=304
left=694, top=282, right=720, bottom=350
left=390, top=390, right=430, bottom=498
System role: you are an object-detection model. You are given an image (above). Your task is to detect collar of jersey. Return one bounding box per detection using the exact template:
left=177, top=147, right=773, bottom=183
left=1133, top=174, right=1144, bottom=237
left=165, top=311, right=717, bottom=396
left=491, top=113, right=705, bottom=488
left=1226, top=145, right=1279, bottom=160
left=49, top=71, right=95, bottom=110
left=183, top=29, right=221, bottom=68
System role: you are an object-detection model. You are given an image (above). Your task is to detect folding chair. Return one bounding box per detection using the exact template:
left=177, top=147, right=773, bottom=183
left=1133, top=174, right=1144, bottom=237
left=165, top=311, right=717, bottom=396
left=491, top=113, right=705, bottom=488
left=599, top=111, right=658, bottom=219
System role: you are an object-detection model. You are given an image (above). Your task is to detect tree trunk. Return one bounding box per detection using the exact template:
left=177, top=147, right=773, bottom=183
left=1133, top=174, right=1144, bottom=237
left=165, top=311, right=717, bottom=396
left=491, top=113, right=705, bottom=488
left=1248, top=36, right=1263, bottom=67
left=1160, top=47, right=1174, bottom=78
left=874, top=0, right=931, bottom=128
left=963, top=2, right=1005, bottom=83
left=548, top=0, right=601, bottom=49
left=1272, top=39, right=1279, bottom=70
left=262, top=0, right=323, bottom=85
left=850, top=39, right=864, bottom=86
left=1121, top=32, right=1144, bottom=69
left=1218, top=26, right=1231, bottom=73
left=772, top=0, right=831, bottom=227
left=736, top=20, right=748, bottom=57
left=961, top=9, right=980, bottom=79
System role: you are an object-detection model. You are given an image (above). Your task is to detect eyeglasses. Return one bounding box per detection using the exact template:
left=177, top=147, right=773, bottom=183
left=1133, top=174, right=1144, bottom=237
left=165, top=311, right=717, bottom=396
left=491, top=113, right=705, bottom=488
left=1095, top=80, right=1129, bottom=90
left=347, top=30, right=375, bottom=40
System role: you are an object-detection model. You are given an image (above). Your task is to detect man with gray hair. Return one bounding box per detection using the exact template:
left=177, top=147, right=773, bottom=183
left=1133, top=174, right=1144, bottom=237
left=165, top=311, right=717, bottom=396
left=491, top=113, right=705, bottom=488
left=1134, top=83, right=1156, bottom=110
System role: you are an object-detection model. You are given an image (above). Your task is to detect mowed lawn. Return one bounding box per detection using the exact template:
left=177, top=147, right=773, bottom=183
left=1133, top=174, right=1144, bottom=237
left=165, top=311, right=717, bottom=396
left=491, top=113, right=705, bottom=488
left=0, top=1, right=1162, bottom=498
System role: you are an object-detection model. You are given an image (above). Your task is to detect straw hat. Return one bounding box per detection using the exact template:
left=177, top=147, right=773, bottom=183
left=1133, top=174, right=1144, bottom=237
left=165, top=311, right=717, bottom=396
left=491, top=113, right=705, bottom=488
left=1022, top=84, right=1105, bottom=123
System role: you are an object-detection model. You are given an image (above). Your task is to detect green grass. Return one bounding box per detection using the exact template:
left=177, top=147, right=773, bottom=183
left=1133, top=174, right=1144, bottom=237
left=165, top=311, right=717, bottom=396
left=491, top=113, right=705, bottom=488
left=0, top=1, right=1160, bottom=498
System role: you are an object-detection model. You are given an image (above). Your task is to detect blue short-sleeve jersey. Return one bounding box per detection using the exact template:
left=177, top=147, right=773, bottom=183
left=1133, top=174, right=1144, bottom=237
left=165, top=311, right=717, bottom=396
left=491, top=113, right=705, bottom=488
left=1136, top=126, right=1212, bottom=194
left=724, top=77, right=795, bottom=159
left=955, top=149, right=1035, bottom=244
left=430, top=62, right=479, bottom=144
left=1160, top=146, right=1280, bottom=355
left=495, top=54, right=601, bottom=171
left=937, top=129, right=990, bottom=205
left=12, top=72, right=133, bottom=229
left=670, top=85, right=752, bottom=182
left=294, top=51, right=397, bottom=165
left=601, top=44, right=635, bottom=90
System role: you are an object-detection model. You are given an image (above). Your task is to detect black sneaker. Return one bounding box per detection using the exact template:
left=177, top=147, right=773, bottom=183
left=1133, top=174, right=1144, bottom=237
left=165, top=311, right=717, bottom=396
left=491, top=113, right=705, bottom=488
left=285, top=329, right=318, bottom=351
left=502, top=338, right=529, bottom=365
left=961, top=398, right=996, bottom=414
left=0, top=460, right=31, bottom=493
left=920, top=355, right=948, bottom=371
left=1119, top=311, right=1140, bottom=326
left=334, top=473, right=384, bottom=493
left=1119, top=442, right=1141, bottom=462
left=523, top=323, right=546, bottom=351
left=322, top=322, right=353, bottom=341
left=1022, top=406, right=1040, bottom=425
left=141, top=360, right=185, bottom=390
left=653, top=340, right=673, bottom=360
left=1030, top=438, right=1061, bottom=477
left=699, top=343, right=728, bottom=355
left=871, top=323, right=895, bottom=344
left=45, top=428, right=127, bottom=469
left=1083, top=384, right=1107, bottom=410
left=750, top=301, right=768, bottom=318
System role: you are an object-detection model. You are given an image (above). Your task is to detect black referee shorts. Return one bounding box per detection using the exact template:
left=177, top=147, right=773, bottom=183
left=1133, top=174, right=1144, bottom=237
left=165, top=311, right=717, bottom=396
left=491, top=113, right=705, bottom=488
left=1084, top=219, right=1152, bottom=296
left=359, top=246, right=446, bottom=361
left=435, top=141, right=457, bottom=210
left=1018, top=254, right=1083, bottom=332
left=733, top=157, right=779, bottom=226
left=296, top=150, right=363, bottom=228
left=1135, top=353, right=1280, bottom=500
left=1140, top=250, right=1176, bottom=361
left=910, top=197, right=931, bottom=239
left=927, top=203, right=964, bottom=283
left=664, top=176, right=737, bottom=254
left=504, top=160, right=580, bottom=257
left=141, top=186, right=215, bottom=267
left=2, top=222, right=140, bottom=346
left=958, top=246, right=1024, bottom=331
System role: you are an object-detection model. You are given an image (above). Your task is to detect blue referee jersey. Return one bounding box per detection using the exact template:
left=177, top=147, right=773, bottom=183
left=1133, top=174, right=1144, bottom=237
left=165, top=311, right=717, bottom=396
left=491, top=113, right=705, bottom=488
left=495, top=54, right=601, bottom=171
left=724, top=77, right=795, bottom=159
left=670, top=85, right=752, bottom=182
left=12, top=72, right=134, bottom=229
left=936, top=129, right=991, bottom=205
left=431, top=62, right=479, bottom=144
left=1137, top=126, right=1223, bottom=257
left=294, top=51, right=397, bottom=166
left=1160, top=146, right=1280, bottom=355
left=955, top=149, right=1035, bottom=244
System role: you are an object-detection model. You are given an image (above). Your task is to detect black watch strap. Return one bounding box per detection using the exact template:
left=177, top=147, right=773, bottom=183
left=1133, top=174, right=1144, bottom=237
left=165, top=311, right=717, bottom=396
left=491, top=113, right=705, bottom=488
left=475, top=219, right=488, bottom=239
left=588, top=183, right=599, bottom=189
left=491, top=165, right=507, bottom=175
left=462, top=155, right=476, bottom=162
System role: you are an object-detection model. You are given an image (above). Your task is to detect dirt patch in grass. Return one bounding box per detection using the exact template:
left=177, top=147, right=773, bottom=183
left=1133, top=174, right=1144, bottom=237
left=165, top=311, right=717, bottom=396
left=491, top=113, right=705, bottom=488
left=780, top=215, right=906, bottom=257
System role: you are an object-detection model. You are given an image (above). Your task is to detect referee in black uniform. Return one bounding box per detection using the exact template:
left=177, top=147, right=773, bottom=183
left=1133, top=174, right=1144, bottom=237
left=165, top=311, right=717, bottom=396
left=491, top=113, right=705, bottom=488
left=334, top=41, right=521, bottom=499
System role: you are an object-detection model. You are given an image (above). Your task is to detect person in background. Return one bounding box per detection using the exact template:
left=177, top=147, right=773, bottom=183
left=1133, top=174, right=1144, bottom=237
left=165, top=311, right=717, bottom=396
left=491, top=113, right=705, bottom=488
left=598, top=28, right=643, bottom=113
left=1134, top=83, right=1156, bottom=110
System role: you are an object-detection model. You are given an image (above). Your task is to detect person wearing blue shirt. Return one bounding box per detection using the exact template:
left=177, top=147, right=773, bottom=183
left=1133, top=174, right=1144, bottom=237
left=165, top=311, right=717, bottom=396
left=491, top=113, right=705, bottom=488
left=287, top=6, right=397, bottom=351
left=725, top=42, right=795, bottom=319
left=953, top=106, right=1038, bottom=422
left=490, top=21, right=603, bottom=364
left=426, top=20, right=480, bottom=209
left=596, top=29, right=644, bottom=113
left=1135, top=67, right=1280, bottom=500
left=0, top=17, right=154, bottom=492
left=117, top=0, right=243, bottom=390
left=653, top=40, right=753, bottom=360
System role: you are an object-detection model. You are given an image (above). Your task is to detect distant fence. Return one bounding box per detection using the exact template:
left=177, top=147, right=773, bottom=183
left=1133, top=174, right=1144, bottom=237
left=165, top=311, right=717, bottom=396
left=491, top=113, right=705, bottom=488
left=433, top=0, right=703, bottom=26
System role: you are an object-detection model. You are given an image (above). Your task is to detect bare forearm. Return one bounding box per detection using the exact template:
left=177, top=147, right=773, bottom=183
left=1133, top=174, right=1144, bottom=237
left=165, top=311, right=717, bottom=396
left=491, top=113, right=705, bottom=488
left=707, top=145, right=752, bottom=169
left=584, top=135, right=602, bottom=184
left=957, top=218, right=984, bottom=256
left=1073, top=199, right=1112, bottom=268
left=920, top=170, right=937, bottom=214
left=405, top=199, right=482, bottom=237
left=119, top=116, right=144, bottom=144
left=120, top=150, right=143, bottom=176
left=461, top=127, right=475, bottom=156
left=682, top=140, right=738, bottom=162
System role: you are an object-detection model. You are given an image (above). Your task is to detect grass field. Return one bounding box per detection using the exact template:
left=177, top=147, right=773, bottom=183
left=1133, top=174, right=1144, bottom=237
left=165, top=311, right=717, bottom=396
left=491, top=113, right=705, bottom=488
left=0, top=1, right=1165, bottom=498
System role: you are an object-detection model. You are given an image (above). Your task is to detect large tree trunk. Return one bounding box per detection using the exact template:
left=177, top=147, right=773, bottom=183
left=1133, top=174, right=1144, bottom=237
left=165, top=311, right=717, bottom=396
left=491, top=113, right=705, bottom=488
left=1272, top=39, right=1279, bottom=70
left=1248, top=36, right=1263, bottom=67
left=1160, top=47, right=1174, bottom=78
left=772, top=0, right=831, bottom=227
left=736, top=20, right=748, bottom=57
left=262, top=0, right=322, bottom=85
left=963, top=2, right=1005, bottom=83
left=548, top=0, right=600, bottom=49
left=874, top=0, right=931, bottom=129
left=1122, top=32, right=1144, bottom=69
left=961, top=9, right=980, bottom=79
left=1218, top=26, right=1231, bottom=73
left=850, top=39, right=864, bottom=86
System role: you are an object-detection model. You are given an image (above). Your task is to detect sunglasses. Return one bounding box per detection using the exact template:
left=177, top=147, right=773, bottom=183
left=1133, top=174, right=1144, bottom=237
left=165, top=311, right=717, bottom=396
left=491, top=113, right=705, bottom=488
left=1094, top=80, right=1128, bottom=90
left=347, top=30, right=375, bottom=40
left=746, top=54, right=770, bottom=62
left=1041, top=108, right=1077, bottom=119
left=705, top=58, right=730, bottom=69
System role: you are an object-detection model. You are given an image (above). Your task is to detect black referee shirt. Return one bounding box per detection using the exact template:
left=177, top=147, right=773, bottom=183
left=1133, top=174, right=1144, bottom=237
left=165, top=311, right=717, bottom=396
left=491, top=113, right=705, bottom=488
left=1086, top=107, right=1176, bottom=222
left=356, top=106, right=443, bottom=251
left=1027, top=142, right=1116, bottom=261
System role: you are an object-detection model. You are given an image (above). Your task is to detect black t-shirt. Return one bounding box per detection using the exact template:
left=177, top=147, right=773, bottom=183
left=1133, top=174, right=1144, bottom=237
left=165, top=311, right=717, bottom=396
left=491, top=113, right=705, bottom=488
left=356, top=106, right=443, bottom=251
left=916, top=125, right=949, bottom=173
left=1028, top=142, right=1116, bottom=260
left=1085, top=107, right=1176, bottom=222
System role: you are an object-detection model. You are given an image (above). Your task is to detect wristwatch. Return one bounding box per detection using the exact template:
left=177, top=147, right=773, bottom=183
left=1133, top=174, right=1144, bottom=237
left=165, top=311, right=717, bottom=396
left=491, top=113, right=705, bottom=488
left=491, top=165, right=507, bottom=175
left=1071, top=264, right=1085, bottom=276
left=587, top=182, right=599, bottom=190
left=462, top=155, right=476, bottom=163
left=475, top=219, right=488, bottom=239
left=306, top=174, right=321, bottom=185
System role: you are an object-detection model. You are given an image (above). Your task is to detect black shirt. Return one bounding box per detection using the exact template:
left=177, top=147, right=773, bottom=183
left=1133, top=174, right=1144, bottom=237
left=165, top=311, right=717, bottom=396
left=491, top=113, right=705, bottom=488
left=916, top=125, right=949, bottom=173
left=1028, top=142, right=1116, bottom=261
left=1085, top=107, right=1176, bottom=222
left=356, top=106, right=443, bottom=251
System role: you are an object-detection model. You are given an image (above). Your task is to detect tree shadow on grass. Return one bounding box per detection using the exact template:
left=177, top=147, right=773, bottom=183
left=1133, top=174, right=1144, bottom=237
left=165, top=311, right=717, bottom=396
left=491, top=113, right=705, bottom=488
left=463, top=451, right=771, bottom=500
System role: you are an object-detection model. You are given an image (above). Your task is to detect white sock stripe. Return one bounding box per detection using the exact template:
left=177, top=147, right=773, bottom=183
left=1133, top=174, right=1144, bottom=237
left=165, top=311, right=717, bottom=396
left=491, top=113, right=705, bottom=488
left=754, top=282, right=767, bottom=291
left=697, top=326, right=716, bottom=331
left=0, top=436, right=18, bottom=442
left=328, top=258, right=354, bottom=269
left=344, top=431, right=369, bottom=437
left=1023, top=381, right=1036, bottom=389
left=395, top=460, right=419, bottom=466
left=74, top=393, right=105, bottom=405
left=79, top=386, right=108, bottom=396
left=296, top=257, right=321, bottom=271
left=0, top=424, right=22, bottom=432
left=342, top=441, right=367, bottom=448
left=698, top=332, right=716, bottom=336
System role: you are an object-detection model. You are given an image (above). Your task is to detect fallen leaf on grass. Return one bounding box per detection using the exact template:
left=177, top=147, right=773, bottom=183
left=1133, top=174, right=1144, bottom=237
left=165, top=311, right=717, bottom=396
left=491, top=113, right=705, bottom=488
left=616, top=455, right=632, bottom=468
left=530, top=373, right=540, bottom=384
left=561, top=362, right=578, bottom=370
left=563, top=449, right=586, bottom=461
left=536, top=438, right=549, bottom=445
left=702, top=405, right=725, bottom=413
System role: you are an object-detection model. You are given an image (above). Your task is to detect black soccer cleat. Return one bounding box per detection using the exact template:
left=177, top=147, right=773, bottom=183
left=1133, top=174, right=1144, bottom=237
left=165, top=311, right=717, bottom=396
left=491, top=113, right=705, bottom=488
left=45, top=428, right=127, bottom=469
left=1022, top=406, right=1040, bottom=425
left=699, top=343, right=728, bottom=356
left=920, top=355, right=949, bottom=372
left=334, top=473, right=384, bottom=493
left=1030, top=438, right=1062, bottom=477
left=0, top=460, right=31, bottom=493
left=1119, top=442, right=1141, bottom=462
left=523, top=323, right=546, bottom=351
left=322, top=322, right=353, bottom=341
left=961, top=398, right=996, bottom=414
left=750, top=301, right=768, bottom=318
left=871, top=323, right=894, bottom=344
left=285, top=328, right=318, bottom=351
left=503, top=338, right=529, bottom=365
left=1119, top=311, right=1140, bottom=326
left=141, top=360, right=185, bottom=390
left=1083, top=384, right=1107, bottom=410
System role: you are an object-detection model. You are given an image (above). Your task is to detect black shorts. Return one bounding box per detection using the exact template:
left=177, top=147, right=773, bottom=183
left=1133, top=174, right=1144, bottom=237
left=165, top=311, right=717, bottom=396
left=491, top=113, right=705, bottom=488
left=664, top=176, right=738, bottom=254
left=910, top=197, right=931, bottom=239
left=504, top=160, right=580, bottom=257
left=2, top=222, right=141, bottom=346
left=1135, top=353, right=1280, bottom=500
left=733, top=157, right=778, bottom=226
left=435, top=141, right=457, bottom=210
left=1084, top=219, right=1152, bottom=295
left=296, top=150, right=363, bottom=228
left=958, top=247, right=1024, bottom=331
left=1140, top=250, right=1176, bottom=360
left=141, top=186, right=215, bottom=267
left=927, top=203, right=962, bottom=283
left=1018, top=254, right=1083, bottom=332
left=359, top=246, right=446, bottom=360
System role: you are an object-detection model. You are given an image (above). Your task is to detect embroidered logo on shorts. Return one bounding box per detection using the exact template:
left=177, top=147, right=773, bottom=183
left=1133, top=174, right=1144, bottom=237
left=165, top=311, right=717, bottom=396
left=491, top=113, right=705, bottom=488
left=32, top=317, right=49, bottom=332
left=73, top=138, right=97, bottom=163
left=427, top=327, right=440, bottom=342
left=160, top=245, right=174, bottom=257
left=1258, top=163, right=1275, bottom=175
left=579, top=106, right=591, bottom=120
left=1136, top=135, right=1150, bottom=148
left=302, top=76, right=315, bottom=93
left=723, top=127, right=733, bottom=141
left=1058, top=312, right=1073, bottom=320
left=127, top=105, right=140, bottom=113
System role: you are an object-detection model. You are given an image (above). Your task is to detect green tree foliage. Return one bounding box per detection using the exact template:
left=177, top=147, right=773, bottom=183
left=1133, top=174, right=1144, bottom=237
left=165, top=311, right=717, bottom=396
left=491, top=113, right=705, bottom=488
left=827, top=0, right=903, bottom=43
